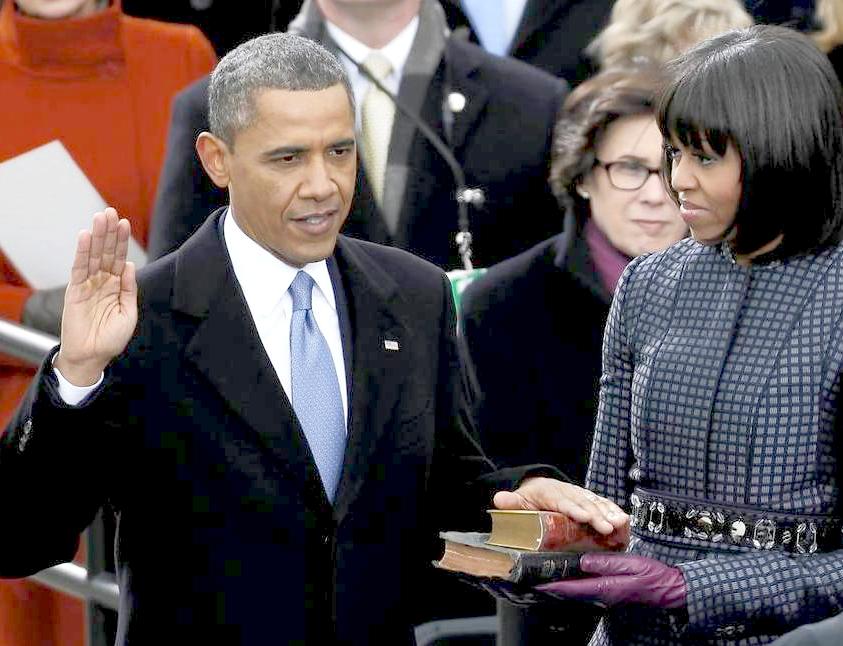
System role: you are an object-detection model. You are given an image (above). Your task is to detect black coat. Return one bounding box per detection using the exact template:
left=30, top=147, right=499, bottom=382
left=461, top=217, right=611, bottom=484
left=121, top=0, right=296, bottom=55
left=0, top=212, right=550, bottom=645
left=148, top=36, right=567, bottom=270
left=440, top=0, right=614, bottom=84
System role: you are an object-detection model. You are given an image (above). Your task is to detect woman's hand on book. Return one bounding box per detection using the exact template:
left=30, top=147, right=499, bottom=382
left=493, top=477, right=629, bottom=539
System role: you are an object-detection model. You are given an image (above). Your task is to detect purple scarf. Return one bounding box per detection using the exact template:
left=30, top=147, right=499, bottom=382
left=584, top=218, right=631, bottom=295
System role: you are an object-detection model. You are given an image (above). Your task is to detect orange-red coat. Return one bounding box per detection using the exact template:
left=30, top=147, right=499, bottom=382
left=0, top=2, right=215, bottom=644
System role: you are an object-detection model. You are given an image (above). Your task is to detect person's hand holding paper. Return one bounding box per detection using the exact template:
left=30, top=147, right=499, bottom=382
left=0, top=141, right=146, bottom=291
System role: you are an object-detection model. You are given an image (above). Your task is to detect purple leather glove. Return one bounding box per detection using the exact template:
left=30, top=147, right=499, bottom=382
left=536, top=553, right=687, bottom=609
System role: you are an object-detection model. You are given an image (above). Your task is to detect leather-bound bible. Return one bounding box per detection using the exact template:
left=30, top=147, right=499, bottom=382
left=486, top=509, right=627, bottom=552
left=434, top=532, right=584, bottom=584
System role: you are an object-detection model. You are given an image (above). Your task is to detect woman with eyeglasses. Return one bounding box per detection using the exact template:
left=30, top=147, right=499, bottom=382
left=461, top=65, right=685, bottom=486
left=530, top=25, right=843, bottom=645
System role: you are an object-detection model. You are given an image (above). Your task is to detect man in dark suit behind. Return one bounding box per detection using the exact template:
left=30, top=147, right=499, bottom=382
left=440, top=0, right=614, bottom=84
left=148, top=0, right=568, bottom=271
left=0, top=33, right=628, bottom=645
left=121, top=0, right=286, bottom=55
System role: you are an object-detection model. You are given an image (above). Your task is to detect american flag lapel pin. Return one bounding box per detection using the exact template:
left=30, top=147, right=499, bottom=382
left=384, top=339, right=400, bottom=351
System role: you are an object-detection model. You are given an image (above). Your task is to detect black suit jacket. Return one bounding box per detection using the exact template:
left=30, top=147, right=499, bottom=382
left=461, top=216, right=612, bottom=484
left=148, top=36, right=567, bottom=270
left=0, top=211, right=547, bottom=645
left=441, top=0, right=614, bottom=84
left=121, top=0, right=299, bottom=55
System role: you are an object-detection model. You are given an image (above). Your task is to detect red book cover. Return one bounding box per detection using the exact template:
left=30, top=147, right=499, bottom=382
left=487, top=510, right=628, bottom=552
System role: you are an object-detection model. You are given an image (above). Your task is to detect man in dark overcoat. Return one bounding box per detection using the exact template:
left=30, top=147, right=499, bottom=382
left=0, top=32, right=627, bottom=645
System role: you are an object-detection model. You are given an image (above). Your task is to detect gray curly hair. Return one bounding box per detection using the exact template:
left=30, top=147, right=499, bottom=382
left=208, top=32, right=355, bottom=147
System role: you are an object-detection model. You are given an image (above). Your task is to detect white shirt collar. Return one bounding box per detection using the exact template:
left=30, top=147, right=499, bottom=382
left=222, top=207, right=337, bottom=319
left=325, top=15, right=419, bottom=81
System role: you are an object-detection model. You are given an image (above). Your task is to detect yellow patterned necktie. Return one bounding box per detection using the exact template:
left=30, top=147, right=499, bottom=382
left=360, top=52, right=395, bottom=206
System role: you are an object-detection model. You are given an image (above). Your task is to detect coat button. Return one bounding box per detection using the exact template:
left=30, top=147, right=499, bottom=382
left=18, top=419, right=33, bottom=452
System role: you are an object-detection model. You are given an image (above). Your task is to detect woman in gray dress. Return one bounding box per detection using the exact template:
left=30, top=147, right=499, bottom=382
left=532, top=24, right=843, bottom=644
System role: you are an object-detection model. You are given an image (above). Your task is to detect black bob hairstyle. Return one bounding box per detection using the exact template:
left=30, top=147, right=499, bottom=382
left=657, top=25, right=843, bottom=259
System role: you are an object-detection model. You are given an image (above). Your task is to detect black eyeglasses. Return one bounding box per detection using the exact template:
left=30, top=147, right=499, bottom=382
left=594, top=159, right=661, bottom=191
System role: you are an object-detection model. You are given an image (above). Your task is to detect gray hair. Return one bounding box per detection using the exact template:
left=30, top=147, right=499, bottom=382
left=208, top=32, right=355, bottom=146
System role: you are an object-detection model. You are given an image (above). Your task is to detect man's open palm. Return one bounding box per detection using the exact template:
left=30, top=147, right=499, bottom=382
left=55, top=208, right=138, bottom=384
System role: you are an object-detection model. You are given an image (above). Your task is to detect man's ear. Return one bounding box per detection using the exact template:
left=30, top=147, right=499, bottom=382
left=196, top=132, right=232, bottom=189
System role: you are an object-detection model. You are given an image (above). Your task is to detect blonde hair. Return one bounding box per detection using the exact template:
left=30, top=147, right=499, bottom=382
left=814, top=0, right=843, bottom=53
left=588, top=0, right=753, bottom=69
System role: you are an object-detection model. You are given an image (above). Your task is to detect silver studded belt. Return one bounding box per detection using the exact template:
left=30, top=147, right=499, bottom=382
left=629, top=487, right=842, bottom=553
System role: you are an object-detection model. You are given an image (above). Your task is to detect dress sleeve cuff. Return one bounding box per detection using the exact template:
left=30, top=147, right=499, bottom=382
left=51, top=355, right=103, bottom=406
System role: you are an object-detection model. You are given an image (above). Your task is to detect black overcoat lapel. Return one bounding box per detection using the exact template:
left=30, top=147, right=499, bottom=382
left=445, top=40, right=490, bottom=154
left=171, top=211, right=332, bottom=514
left=509, top=0, right=557, bottom=56
left=330, top=237, right=415, bottom=520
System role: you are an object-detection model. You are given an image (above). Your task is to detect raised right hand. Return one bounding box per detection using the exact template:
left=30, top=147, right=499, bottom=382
left=54, top=208, right=138, bottom=386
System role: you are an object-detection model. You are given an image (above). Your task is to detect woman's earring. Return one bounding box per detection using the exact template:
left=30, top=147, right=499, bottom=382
left=576, top=186, right=590, bottom=199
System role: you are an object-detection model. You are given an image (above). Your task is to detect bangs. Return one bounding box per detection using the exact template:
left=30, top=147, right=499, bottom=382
left=654, top=25, right=843, bottom=256
left=657, top=66, right=733, bottom=157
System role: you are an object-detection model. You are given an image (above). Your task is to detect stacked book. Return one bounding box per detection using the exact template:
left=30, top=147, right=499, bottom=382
left=435, top=509, right=625, bottom=585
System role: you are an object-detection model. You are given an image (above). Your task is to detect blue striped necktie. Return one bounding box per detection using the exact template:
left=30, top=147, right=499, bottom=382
left=289, top=271, right=346, bottom=502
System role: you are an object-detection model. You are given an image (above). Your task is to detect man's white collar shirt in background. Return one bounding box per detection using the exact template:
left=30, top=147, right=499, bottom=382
left=326, top=16, right=419, bottom=130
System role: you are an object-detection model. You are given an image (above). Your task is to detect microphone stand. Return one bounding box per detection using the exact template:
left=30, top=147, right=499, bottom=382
left=332, top=37, right=485, bottom=270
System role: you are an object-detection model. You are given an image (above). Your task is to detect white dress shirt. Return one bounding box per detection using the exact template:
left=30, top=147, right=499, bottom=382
left=223, top=208, right=348, bottom=426
left=462, top=0, right=528, bottom=56
left=503, top=0, right=529, bottom=50
left=326, top=17, right=419, bottom=130
left=56, top=209, right=349, bottom=430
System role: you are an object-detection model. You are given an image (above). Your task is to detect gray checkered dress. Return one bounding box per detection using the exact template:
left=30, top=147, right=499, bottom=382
left=585, top=238, right=843, bottom=645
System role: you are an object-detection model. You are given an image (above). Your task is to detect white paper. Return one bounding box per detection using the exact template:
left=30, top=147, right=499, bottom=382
left=0, top=141, right=147, bottom=289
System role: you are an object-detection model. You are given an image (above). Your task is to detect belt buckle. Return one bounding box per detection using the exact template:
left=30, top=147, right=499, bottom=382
left=752, top=518, right=776, bottom=550
left=795, top=521, right=818, bottom=554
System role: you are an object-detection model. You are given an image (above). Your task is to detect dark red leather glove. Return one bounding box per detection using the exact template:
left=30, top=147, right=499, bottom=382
left=536, top=553, right=687, bottom=609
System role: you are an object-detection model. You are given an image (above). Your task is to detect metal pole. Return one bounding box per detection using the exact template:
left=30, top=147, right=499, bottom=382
left=29, top=563, right=118, bottom=611
left=86, top=511, right=115, bottom=646
left=0, top=318, right=118, bottom=645
left=0, top=318, right=57, bottom=364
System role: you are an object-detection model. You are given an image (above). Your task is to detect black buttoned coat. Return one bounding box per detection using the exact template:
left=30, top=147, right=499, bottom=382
left=440, top=0, right=615, bottom=84
left=461, top=218, right=611, bottom=483
left=0, top=211, right=545, bottom=645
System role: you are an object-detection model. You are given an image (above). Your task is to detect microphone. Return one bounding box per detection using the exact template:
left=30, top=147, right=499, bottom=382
left=331, top=32, right=485, bottom=270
